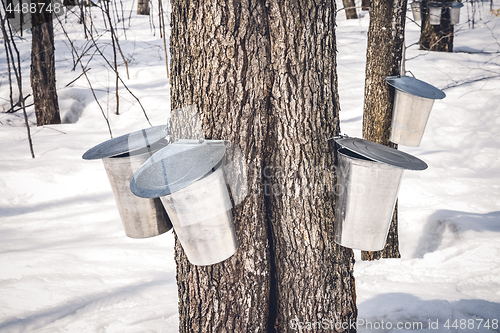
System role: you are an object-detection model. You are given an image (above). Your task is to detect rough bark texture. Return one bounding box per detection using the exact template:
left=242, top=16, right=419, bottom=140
left=170, top=0, right=357, bottom=332
left=137, top=0, right=150, bottom=15
left=342, top=0, right=358, bottom=19
left=31, top=1, right=61, bottom=126
left=267, top=2, right=357, bottom=331
left=419, top=0, right=454, bottom=52
left=361, top=0, right=406, bottom=261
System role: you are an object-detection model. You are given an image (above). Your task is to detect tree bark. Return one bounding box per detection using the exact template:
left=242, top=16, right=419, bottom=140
left=419, top=1, right=454, bottom=52
left=343, top=0, right=359, bottom=19
left=31, top=1, right=61, bottom=126
left=361, top=0, right=407, bottom=260
left=137, top=0, right=150, bottom=15
left=362, top=0, right=371, bottom=11
left=170, top=0, right=357, bottom=332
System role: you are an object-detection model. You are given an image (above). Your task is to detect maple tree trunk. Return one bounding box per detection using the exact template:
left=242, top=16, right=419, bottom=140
left=31, top=1, right=61, bottom=126
left=137, top=0, right=150, bottom=15
left=343, top=0, right=359, bottom=19
left=361, top=0, right=407, bottom=260
left=362, top=0, right=371, bottom=11
left=170, top=0, right=357, bottom=331
left=419, top=0, right=454, bottom=52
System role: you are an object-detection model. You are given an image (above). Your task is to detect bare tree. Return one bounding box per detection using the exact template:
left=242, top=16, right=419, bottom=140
left=31, top=0, right=61, bottom=125
left=137, top=0, right=150, bottom=15
left=419, top=0, right=454, bottom=52
left=170, top=0, right=357, bottom=332
left=1, top=6, right=35, bottom=157
left=343, top=0, right=359, bottom=19
left=361, top=0, right=407, bottom=260
left=362, top=0, right=371, bottom=11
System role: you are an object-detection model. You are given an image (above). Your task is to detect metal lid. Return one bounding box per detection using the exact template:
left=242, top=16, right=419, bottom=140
left=386, top=76, right=446, bottom=100
left=427, top=2, right=443, bottom=6
left=82, top=125, right=169, bottom=160
left=450, top=2, right=464, bottom=7
left=130, top=139, right=227, bottom=198
left=334, top=137, right=428, bottom=170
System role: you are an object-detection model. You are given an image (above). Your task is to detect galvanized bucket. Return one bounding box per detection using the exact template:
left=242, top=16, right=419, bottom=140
left=449, top=2, right=464, bottom=25
left=333, top=137, right=427, bottom=251
left=131, top=140, right=238, bottom=266
left=83, top=125, right=173, bottom=239
left=160, top=167, right=236, bottom=266
left=411, top=0, right=423, bottom=21
left=386, top=76, right=446, bottom=147
left=428, top=2, right=443, bottom=25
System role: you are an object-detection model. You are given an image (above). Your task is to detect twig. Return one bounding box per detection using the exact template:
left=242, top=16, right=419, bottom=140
left=0, top=7, right=35, bottom=158
left=6, top=103, right=35, bottom=114
left=406, top=15, right=422, bottom=28
left=55, top=14, right=113, bottom=138
left=4, top=23, right=14, bottom=112
left=158, top=0, right=169, bottom=78
left=103, top=1, right=120, bottom=115
left=83, top=19, right=152, bottom=126
left=65, top=68, right=91, bottom=87
left=441, top=74, right=500, bottom=90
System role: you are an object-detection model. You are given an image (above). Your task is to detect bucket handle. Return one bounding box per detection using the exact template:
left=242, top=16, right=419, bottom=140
left=326, top=134, right=349, bottom=142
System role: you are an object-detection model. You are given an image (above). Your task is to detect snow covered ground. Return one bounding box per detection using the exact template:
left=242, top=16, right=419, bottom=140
left=0, top=1, right=499, bottom=332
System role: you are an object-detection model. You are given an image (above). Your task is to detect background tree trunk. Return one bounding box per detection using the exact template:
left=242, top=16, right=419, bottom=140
left=137, top=0, right=150, bottom=15
left=343, top=0, right=359, bottom=19
left=362, top=0, right=371, bottom=11
left=361, top=0, right=407, bottom=260
left=6, top=0, right=15, bottom=19
left=419, top=1, right=454, bottom=52
left=170, top=0, right=357, bottom=332
left=31, top=1, right=61, bottom=126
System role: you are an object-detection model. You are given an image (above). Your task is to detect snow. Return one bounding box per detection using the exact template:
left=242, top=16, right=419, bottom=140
left=1, top=1, right=500, bottom=332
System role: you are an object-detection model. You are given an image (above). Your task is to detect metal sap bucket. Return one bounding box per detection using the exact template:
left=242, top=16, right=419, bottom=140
left=386, top=76, right=446, bottom=147
left=411, top=0, right=423, bottom=21
left=333, top=137, right=427, bottom=251
left=449, top=2, right=464, bottom=25
left=131, top=139, right=238, bottom=266
left=83, top=125, right=173, bottom=238
left=428, top=2, right=443, bottom=25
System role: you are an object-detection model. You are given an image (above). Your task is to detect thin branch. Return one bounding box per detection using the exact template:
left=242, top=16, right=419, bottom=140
left=442, top=74, right=500, bottom=90
left=82, top=16, right=153, bottom=126
left=55, top=14, right=113, bottom=138
left=158, top=0, right=169, bottom=78
left=103, top=0, right=120, bottom=115
left=65, top=68, right=91, bottom=87
left=0, top=6, right=35, bottom=158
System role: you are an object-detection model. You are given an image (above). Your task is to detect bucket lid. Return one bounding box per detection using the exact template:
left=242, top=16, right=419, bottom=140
left=334, top=137, right=428, bottom=170
left=427, top=2, right=443, bottom=7
left=386, top=76, right=446, bottom=100
left=130, top=139, right=227, bottom=198
left=82, top=125, right=169, bottom=160
left=450, top=1, right=464, bottom=7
